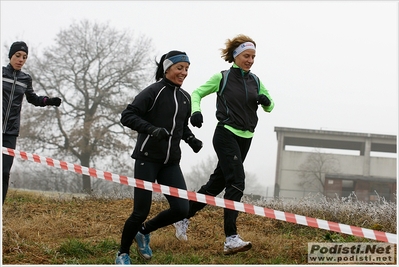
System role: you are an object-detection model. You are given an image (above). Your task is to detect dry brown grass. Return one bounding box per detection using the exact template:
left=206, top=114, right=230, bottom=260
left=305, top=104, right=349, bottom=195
left=2, top=189, right=396, bottom=265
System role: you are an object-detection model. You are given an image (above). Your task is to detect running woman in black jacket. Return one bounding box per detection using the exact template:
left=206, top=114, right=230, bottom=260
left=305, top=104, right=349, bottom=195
left=115, top=50, right=202, bottom=264
left=2, top=41, right=61, bottom=204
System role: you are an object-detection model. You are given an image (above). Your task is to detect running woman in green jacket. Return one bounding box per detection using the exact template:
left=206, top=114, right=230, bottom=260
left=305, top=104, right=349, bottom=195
left=174, top=34, right=274, bottom=255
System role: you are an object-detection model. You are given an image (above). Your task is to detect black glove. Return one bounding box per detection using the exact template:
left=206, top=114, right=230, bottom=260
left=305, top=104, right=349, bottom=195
left=190, top=111, right=203, bottom=128
left=187, top=136, right=203, bottom=153
left=256, top=94, right=271, bottom=106
left=45, top=97, right=62, bottom=107
left=149, top=127, right=170, bottom=140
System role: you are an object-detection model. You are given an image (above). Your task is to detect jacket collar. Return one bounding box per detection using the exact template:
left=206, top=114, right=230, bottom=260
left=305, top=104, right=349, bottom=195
left=161, top=77, right=181, bottom=88
left=231, top=63, right=251, bottom=76
left=6, top=63, right=20, bottom=73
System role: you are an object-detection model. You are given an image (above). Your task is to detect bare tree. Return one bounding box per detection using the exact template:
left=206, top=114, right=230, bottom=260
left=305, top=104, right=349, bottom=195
left=184, top=155, right=217, bottom=191
left=18, top=20, right=155, bottom=193
left=297, top=148, right=340, bottom=193
left=184, top=155, right=266, bottom=197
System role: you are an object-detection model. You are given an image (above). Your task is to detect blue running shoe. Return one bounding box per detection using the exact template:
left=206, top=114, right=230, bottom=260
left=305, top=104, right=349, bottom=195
left=134, top=232, right=152, bottom=260
left=115, top=252, right=131, bottom=264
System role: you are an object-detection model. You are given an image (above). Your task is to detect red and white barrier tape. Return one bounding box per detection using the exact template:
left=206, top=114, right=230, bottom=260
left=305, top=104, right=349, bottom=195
left=2, top=147, right=397, bottom=244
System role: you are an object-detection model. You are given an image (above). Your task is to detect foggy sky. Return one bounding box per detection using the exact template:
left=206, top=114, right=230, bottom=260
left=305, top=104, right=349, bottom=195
left=1, top=1, right=397, bottom=195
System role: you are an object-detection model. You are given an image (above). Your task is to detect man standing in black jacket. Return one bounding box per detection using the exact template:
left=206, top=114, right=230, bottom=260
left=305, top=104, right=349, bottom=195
left=2, top=41, right=62, bottom=204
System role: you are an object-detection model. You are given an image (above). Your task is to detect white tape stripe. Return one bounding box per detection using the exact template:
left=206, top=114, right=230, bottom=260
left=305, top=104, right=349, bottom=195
left=110, top=173, right=119, bottom=183
left=178, top=188, right=188, bottom=200
left=254, top=206, right=265, bottom=217
left=196, top=193, right=207, bottom=204
left=274, top=210, right=286, bottom=221
left=234, top=202, right=245, bottom=213
left=159, top=184, right=169, bottom=194
left=52, top=161, right=60, bottom=168
left=143, top=180, right=153, bottom=191
left=215, top=197, right=225, bottom=208
left=361, top=228, right=376, bottom=241
left=339, top=224, right=353, bottom=235
left=316, top=219, right=329, bottom=231
left=295, top=215, right=308, bottom=226
left=26, top=153, right=34, bottom=162
left=80, top=167, right=89, bottom=176
left=386, top=233, right=397, bottom=244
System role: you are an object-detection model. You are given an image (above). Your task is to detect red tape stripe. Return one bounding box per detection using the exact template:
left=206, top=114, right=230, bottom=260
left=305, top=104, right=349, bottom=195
left=2, top=147, right=396, bottom=244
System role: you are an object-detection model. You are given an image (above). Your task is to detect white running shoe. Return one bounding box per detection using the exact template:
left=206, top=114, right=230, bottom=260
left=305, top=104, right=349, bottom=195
left=223, top=234, right=252, bottom=255
left=173, top=218, right=190, bottom=241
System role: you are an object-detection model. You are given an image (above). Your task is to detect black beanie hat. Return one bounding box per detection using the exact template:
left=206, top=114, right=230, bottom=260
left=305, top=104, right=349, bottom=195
left=8, top=41, right=29, bottom=59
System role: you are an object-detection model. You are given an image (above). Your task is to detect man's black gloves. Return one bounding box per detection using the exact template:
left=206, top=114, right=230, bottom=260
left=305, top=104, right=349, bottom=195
left=256, top=94, right=271, bottom=106
left=190, top=111, right=203, bottom=128
left=45, top=97, right=62, bottom=107
left=187, top=135, right=203, bottom=153
left=149, top=127, right=171, bottom=140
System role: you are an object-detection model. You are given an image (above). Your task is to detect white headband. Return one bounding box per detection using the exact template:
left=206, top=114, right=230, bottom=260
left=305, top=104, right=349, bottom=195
left=233, top=42, right=256, bottom=58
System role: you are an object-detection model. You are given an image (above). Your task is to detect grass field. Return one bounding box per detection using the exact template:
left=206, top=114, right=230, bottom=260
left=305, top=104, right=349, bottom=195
left=2, top=189, right=396, bottom=265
